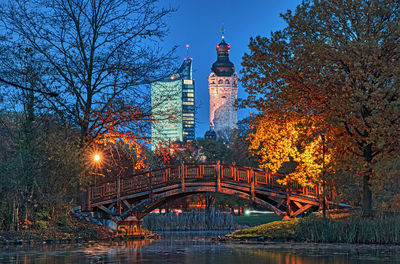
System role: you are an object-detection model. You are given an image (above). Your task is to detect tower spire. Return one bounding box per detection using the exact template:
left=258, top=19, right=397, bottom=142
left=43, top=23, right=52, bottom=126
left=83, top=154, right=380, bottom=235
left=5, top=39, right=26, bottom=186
left=220, top=24, right=225, bottom=39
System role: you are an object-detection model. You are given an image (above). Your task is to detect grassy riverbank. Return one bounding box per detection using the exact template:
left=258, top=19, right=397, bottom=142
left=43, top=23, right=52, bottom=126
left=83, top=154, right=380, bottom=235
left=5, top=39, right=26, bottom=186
left=228, top=213, right=400, bottom=244
left=233, top=214, right=282, bottom=227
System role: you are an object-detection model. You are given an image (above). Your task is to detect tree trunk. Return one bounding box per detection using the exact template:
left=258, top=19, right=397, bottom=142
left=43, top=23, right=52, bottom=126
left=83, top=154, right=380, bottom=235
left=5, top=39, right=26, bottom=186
left=362, top=173, right=372, bottom=217
left=362, top=144, right=373, bottom=217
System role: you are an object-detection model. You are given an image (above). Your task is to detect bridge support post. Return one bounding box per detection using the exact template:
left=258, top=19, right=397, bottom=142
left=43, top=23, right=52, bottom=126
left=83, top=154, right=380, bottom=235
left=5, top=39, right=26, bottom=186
left=250, top=168, right=255, bottom=201
left=181, top=162, right=185, bottom=192
left=232, top=162, right=236, bottom=182
left=148, top=169, right=153, bottom=200
left=86, top=185, right=91, bottom=211
left=216, top=160, right=221, bottom=192
left=117, top=176, right=121, bottom=215
left=285, top=181, right=292, bottom=219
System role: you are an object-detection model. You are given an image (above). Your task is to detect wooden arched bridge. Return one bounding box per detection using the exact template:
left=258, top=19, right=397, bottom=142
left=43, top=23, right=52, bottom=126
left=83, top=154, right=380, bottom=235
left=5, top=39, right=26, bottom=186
left=85, top=162, right=337, bottom=221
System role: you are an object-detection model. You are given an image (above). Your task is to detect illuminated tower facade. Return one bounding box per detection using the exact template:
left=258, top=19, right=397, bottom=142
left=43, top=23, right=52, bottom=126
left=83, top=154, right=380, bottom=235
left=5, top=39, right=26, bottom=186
left=208, top=36, right=238, bottom=141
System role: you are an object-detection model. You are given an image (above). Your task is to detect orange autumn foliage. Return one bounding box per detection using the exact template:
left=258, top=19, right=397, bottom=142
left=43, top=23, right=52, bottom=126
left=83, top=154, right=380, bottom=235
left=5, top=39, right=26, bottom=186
left=249, top=114, right=332, bottom=188
left=91, top=100, right=149, bottom=170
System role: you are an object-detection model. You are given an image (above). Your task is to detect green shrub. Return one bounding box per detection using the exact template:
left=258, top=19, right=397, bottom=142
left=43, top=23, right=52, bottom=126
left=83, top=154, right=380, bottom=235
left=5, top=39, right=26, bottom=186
left=34, top=220, right=49, bottom=230
left=36, top=209, right=51, bottom=221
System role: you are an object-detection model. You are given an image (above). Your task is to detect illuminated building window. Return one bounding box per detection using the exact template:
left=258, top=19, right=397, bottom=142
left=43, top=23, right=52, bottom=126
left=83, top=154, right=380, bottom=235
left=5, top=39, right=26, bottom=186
left=183, top=101, right=194, bottom=105
left=187, top=93, right=194, bottom=97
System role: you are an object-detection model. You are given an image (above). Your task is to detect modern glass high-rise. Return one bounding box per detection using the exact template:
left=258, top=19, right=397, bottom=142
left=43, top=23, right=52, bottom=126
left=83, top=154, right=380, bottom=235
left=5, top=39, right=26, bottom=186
left=151, top=58, right=195, bottom=150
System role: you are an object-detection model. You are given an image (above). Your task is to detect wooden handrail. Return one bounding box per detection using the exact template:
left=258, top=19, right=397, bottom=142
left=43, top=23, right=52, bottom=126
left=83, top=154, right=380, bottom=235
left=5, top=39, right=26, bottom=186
left=89, top=162, right=323, bottom=204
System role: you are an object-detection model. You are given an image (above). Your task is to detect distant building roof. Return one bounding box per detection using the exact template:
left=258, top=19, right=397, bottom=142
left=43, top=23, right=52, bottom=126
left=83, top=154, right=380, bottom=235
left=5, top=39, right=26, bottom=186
left=204, top=129, right=217, bottom=140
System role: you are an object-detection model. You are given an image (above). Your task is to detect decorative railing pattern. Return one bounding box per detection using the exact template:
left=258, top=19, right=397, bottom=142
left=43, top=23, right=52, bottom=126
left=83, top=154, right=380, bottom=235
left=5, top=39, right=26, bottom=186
left=88, top=162, right=324, bottom=206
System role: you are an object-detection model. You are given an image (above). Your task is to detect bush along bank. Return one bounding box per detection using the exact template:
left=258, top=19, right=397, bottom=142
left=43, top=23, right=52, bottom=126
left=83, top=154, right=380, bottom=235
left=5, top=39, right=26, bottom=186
left=227, top=215, right=400, bottom=244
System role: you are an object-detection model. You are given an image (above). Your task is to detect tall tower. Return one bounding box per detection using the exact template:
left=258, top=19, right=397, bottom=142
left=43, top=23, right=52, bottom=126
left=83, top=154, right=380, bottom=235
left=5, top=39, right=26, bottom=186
left=208, top=35, right=238, bottom=141
left=151, top=55, right=195, bottom=150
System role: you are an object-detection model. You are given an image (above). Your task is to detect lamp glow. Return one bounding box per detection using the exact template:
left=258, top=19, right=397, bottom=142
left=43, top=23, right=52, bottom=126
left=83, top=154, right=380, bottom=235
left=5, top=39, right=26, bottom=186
left=93, top=154, right=101, bottom=162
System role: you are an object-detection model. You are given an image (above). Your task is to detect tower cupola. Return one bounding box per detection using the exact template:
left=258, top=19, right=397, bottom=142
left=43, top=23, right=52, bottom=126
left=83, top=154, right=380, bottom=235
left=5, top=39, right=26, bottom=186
left=211, top=39, right=235, bottom=76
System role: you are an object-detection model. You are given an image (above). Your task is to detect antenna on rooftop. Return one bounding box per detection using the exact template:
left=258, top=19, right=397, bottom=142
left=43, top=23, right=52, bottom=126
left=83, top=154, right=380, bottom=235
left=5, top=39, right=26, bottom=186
left=185, top=44, right=189, bottom=58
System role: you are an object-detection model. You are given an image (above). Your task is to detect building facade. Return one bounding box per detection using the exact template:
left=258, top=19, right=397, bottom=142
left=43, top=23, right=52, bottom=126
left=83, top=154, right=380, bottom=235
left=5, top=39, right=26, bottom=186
left=208, top=37, right=238, bottom=141
left=151, top=58, right=195, bottom=150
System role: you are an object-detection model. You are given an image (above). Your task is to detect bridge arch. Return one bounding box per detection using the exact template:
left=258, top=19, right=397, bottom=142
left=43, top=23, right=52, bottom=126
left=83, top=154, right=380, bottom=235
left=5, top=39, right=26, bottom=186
left=121, top=185, right=285, bottom=220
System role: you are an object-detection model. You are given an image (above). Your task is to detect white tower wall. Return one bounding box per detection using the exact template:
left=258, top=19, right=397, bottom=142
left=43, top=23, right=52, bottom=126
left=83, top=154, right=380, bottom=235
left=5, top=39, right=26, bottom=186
left=208, top=72, right=238, bottom=140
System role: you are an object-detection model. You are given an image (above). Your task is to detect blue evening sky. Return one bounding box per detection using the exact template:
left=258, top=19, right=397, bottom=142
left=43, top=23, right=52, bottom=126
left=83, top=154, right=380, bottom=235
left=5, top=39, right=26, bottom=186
left=161, top=0, right=302, bottom=138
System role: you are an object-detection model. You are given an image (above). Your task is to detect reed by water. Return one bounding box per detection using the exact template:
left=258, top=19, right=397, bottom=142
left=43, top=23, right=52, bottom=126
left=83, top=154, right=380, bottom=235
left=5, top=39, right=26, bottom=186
left=229, top=213, right=400, bottom=244
left=297, top=214, right=400, bottom=244
left=142, top=209, right=236, bottom=231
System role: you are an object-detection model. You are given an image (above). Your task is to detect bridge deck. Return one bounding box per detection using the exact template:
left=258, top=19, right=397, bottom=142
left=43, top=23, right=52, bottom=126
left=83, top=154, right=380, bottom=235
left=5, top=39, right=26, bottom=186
left=86, top=162, right=334, bottom=219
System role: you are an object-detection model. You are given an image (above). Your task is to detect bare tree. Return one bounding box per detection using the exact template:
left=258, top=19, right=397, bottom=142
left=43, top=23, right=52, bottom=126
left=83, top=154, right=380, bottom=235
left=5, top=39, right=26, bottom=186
left=0, top=0, right=177, bottom=147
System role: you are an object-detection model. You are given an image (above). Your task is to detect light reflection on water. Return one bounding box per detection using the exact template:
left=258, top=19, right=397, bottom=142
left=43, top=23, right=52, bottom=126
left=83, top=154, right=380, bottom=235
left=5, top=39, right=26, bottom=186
left=0, top=233, right=399, bottom=263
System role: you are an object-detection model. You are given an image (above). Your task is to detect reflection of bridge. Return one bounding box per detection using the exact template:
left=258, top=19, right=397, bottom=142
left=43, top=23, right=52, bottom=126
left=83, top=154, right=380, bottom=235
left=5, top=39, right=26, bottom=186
left=85, top=162, right=335, bottom=220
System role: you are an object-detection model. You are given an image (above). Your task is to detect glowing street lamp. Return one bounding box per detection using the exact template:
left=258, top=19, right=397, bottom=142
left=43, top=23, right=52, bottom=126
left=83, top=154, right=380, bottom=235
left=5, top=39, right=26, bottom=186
left=93, top=153, right=101, bottom=163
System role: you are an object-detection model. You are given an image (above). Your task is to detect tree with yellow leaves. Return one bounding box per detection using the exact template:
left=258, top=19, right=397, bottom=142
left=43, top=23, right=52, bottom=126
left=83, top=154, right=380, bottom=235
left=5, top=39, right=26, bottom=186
left=249, top=114, right=330, bottom=188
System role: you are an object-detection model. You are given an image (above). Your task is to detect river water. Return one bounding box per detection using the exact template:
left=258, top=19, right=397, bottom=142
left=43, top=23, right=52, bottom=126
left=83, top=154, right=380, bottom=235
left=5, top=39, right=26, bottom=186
left=1, top=232, right=399, bottom=263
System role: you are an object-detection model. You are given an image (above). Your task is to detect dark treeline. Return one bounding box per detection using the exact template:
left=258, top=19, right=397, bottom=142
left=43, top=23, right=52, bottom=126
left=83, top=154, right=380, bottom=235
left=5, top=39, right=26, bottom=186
left=0, top=101, right=82, bottom=230
left=0, top=0, right=176, bottom=231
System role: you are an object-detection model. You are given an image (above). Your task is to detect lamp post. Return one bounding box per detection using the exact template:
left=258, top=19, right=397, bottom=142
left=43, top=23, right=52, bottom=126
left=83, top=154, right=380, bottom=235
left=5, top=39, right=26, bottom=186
left=87, top=152, right=102, bottom=211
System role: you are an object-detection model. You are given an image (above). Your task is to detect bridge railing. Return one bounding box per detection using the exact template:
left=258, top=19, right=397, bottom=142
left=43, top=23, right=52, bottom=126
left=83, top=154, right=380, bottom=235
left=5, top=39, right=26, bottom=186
left=88, top=162, right=322, bottom=205
left=220, top=164, right=320, bottom=197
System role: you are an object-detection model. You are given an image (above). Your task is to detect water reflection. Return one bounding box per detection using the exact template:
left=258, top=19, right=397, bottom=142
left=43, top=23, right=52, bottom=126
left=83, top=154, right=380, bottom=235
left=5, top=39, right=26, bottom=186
left=0, top=233, right=399, bottom=263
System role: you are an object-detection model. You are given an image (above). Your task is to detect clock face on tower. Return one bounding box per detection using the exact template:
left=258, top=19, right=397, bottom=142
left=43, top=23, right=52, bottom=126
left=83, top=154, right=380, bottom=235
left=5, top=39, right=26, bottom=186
left=208, top=37, right=238, bottom=142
